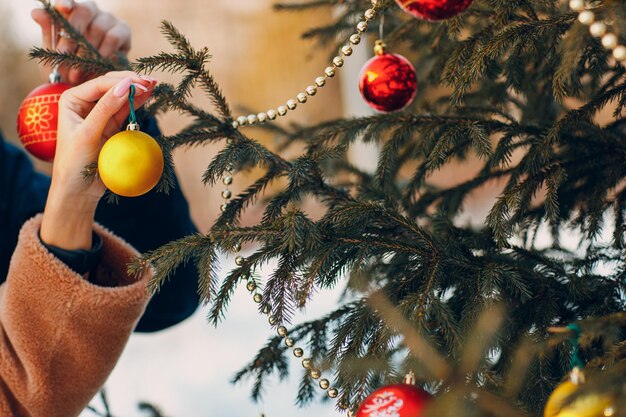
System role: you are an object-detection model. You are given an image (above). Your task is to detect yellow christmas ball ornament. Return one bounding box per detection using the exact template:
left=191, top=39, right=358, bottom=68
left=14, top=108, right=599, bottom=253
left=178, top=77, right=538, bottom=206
left=98, top=124, right=164, bottom=197
left=544, top=369, right=616, bottom=417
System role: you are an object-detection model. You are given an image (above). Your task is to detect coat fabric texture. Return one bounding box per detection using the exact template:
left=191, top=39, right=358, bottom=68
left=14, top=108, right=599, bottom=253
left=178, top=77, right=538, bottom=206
left=0, top=215, right=151, bottom=417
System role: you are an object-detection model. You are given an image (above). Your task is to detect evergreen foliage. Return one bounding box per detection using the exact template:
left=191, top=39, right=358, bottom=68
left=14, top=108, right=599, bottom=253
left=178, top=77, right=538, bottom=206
left=32, top=0, right=626, bottom=414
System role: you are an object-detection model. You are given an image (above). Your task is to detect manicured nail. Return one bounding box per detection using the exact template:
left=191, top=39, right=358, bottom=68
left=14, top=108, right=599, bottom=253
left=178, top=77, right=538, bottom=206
left=55, top=0, right=73, bottom=10
left=114, top=77, right=133, bottom=97
left=133, top=83, right=149, bottom=93
left=140, top=75, right=157, bottom=84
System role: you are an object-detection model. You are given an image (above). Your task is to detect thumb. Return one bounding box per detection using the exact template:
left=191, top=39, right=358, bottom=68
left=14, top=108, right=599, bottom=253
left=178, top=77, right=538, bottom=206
left=83, top=77, right=135, bottom=137
left=66, top=76, right=134, bottom=141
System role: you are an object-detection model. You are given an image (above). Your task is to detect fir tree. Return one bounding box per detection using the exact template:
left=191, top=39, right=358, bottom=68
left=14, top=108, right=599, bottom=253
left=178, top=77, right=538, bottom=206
left=33, top=0, right=625, bottom=415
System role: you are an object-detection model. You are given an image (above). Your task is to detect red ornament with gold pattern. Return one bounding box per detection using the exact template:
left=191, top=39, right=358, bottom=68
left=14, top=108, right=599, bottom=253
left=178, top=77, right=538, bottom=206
left=355, top=372, right=431, bottom=417
left=17, top=71, right=71, bottom=161
left=395, top=0, right=473, bottom=21
left=359, top=41, right=418, bottom=113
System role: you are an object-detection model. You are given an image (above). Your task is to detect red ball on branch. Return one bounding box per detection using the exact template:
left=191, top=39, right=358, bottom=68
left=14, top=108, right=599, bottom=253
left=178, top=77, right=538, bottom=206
left=17, top=82, right=72, bottom=162
left=355, top=374, right=431, bottom=417
left=395, top=0, right=473, bottom=21
left=359, top=51, right=418, bottom=113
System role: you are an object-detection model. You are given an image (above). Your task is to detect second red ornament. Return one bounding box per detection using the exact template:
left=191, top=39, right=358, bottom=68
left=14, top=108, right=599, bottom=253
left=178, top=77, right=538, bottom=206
left=16, top=77, right=71, bottom=162
left=395, top=0, right=473, bottom=21
left=355, top=372, right=431, bottom=417
left=359, top=41, right=418, bottom=113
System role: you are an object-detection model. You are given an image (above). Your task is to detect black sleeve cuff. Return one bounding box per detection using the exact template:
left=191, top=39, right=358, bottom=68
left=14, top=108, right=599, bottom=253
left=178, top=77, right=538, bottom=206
left=40, top=232, right=103, bottom=275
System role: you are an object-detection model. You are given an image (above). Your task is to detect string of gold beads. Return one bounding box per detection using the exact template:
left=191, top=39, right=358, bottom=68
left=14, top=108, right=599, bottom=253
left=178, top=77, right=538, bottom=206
left=569, top=0, right=626, bottom=60
left=230, top=1, right=381, bottom=129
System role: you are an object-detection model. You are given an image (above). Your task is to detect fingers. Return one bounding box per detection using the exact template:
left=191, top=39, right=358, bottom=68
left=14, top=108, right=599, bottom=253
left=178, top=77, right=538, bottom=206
left=56, top=1, right=98, bottom=54
left=98, top=22, right=131, bottom=58
left=31, top=9, right=53, bottom=50
left=61, top=72, right=156, bottom=141
left=54, top=0, right=75, bottom=15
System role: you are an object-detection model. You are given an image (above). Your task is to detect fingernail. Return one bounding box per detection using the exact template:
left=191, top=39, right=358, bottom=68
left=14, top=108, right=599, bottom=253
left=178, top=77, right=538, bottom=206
left=140, top=75, right=157, bottom=84
left=54, top=0, right=73, bottom=10
left=133, top=83, right=149, bottom=93
left=114, top=77, right=133, bottom=97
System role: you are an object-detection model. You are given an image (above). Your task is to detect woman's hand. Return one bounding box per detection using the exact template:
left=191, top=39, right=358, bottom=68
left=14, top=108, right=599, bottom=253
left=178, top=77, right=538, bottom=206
left=40, top=71, right=157, bottom=251
left=32, top=0, right=131, bottom=85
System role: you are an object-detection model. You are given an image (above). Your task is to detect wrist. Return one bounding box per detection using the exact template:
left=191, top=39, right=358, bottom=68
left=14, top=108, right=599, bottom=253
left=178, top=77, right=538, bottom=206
left=41, top=191, right=97, bottom=251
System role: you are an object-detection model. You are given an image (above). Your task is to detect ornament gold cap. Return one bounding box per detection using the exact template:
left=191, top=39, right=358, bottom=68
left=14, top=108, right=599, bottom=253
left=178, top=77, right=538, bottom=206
left=49, top=69, right=62, bottom=84
left=403, top=371, right=416, bottom=385
left=126, top=122, right=141, bottom=131
left=374, top=40, right=387, bottom=56
left=569, top=366, right=585, bottom=385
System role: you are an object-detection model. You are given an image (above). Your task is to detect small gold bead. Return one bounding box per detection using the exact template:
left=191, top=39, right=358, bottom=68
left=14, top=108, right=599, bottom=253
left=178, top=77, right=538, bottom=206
left=286, top=99, right=297, bottom=110
left=319, top=379, right=330, bottom=390
left=222, top=189, right=232, bottom=199
left=220, top=203, right=228, bottom=212
left=297, top=93, right=308, bottom=103
left=613, top=45, right=626, bottom=60
left=338, top=401, right=349, bottom=410
left=246, top=281, right=256, bottom=292
left=226, top=137, right=234, bottom=145
left=306, top=85, right=318, bottom=96
left=232, top=242, right=241, bottom=252
left=267, top=109, right=277, bottom=120
left=235, top=256, right=244, bottom=266
left=231, top=120, right=240, bottom=129
left=364, top=8, right=376, bottom=20
left=333, top=56, right=344, bottom=67
left=277, top=325, right=288, bottom=337
left=578, top=10, right=594, bottom=25
left=325, top=67, right=336, bottom=77
left=357, top=21, right=368, bottom=33
left=253, top=293, right=262, bottom=303
left=315, top=77, right=326, bottom=87
left=237, top=115, right=247, bottom=126
left=602, top=33, right=618, bottom=50
left=310, top=369, right=321, bottom=379
left=328, top=388, right=338, bottom=398
left=348, top=409, right=356, bottom=417
left=293, top=347, right=304, bottom=357
left=277, top=106, right=288, bottom=116
left=589, top=21, right=607, bottom=37
left=349, top=34, right=361, bottom=45
left=569, top=0, right=584, bottom=12
left=261, top=305, right=270, bottom=314
left=302, top=358, right=312, bottom=369
left=285, top=337, right=295, bottom=347
left=269, top=315, right=278, bottom=325
left=223, top=175, right=233, bottom=185
left=247, top=114, right=257, bottom=125
left=257, top=112, right=268, bottom=123
left=341, top=45, right=353, bottom=56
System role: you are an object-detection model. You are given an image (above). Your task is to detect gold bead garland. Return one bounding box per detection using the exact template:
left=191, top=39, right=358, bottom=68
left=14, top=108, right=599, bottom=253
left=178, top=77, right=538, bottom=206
left=569, top=0, right=626, bottom=61
left=222, top=0, right=376, bottom=412
left=231, top=1, right=382, bottom=129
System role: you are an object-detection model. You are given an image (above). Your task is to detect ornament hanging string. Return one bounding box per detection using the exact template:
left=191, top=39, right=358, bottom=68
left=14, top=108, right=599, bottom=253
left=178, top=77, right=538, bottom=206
left=50, top=14, right=61, bottom=83
left=127, top=84, right=138, bottom=127
left=567, top=323, right=584, bottom=370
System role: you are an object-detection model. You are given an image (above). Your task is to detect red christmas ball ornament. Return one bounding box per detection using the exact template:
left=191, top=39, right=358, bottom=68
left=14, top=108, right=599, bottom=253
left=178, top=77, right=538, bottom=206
left=395, top=0, right=473, bottom=21
left=359, top=42, right=417, bottom=113
left=17, top=80, right=71, bottom=161
left=355, top=373, right=431, bottom=417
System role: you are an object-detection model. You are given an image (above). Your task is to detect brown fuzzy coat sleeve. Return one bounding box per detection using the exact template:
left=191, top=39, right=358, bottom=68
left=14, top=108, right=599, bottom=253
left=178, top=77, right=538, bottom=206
left=0, top=215, right=151, bottom=417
